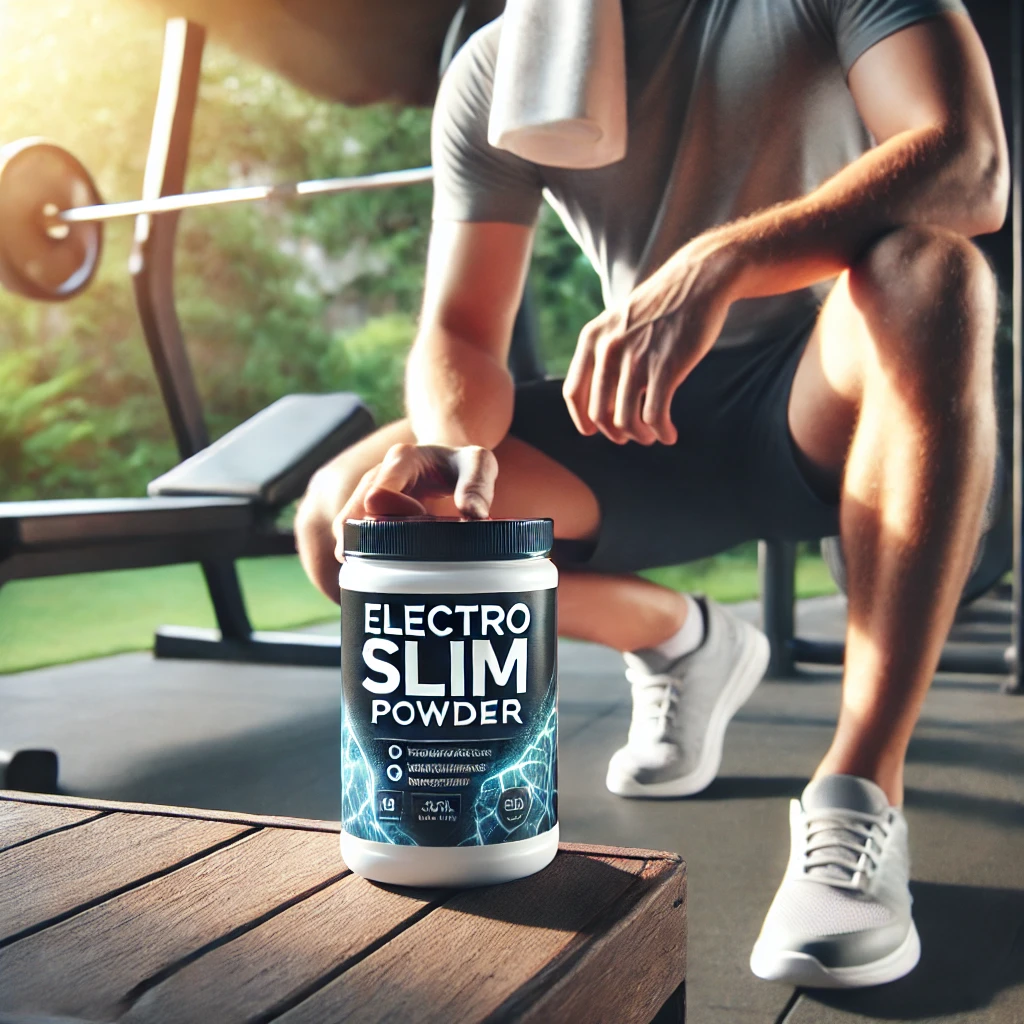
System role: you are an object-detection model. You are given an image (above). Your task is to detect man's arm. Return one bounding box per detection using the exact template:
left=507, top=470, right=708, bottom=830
left=706, top=12, right=1007, bottom=298
left=337, top=218, right=535, bottom=521
left=405, top=220, right=534, bottom=449
left=566, top=12, right=1009, bottom=446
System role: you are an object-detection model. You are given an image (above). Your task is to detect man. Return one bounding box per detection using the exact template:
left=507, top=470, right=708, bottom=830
left=296, top=0, right=1007, bottom=988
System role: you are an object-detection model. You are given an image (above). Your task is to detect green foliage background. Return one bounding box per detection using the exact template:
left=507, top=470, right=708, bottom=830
left=0, top=0, right=601, bottom=502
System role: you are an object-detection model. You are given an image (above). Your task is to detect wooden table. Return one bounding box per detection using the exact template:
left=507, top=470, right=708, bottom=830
left=0, top=791, right=687, bottom=1023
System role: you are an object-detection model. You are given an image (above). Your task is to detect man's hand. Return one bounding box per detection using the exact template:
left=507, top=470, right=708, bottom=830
left=563, top=235, right=738, bottom=446
left=334, top=442, right=498, bottom=555
left=566, top=13, right=1007, bottom=450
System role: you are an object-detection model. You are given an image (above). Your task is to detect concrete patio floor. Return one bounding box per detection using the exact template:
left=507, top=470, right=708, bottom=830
left=1, top=594, right=1022, bottom=1024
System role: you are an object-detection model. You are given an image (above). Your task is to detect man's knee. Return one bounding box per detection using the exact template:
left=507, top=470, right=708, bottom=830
left=848, top=226, right=998, bottom=396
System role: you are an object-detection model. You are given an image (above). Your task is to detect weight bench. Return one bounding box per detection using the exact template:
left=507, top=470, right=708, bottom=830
left=0, top=391, right=372, bottom=791
left=1, top=497, right=257, bottom=581
left=0, top=394, right=372, bottom=588
left=1, top=391, right=373, bottom=649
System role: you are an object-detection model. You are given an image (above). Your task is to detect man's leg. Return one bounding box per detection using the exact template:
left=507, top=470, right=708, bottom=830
left=788, top=225, right=998, bottom=807
left=749, top=225, right=997, bottom=988
left=295, top=421, right=688, bottom=652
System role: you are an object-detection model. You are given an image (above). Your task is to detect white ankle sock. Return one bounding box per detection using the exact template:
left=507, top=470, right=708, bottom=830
left=650, top=594, right=705, bottom=661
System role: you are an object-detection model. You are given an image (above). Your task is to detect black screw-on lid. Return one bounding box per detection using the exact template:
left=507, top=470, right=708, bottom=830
left=343, top=517, right=554, bottom=561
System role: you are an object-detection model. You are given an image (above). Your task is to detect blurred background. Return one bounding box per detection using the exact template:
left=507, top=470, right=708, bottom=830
left=0, top=0, right=834, bottom=675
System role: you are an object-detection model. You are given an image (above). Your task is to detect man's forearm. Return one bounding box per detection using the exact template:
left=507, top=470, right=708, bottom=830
left=671, top=124, right=1007, bottom=308
left=405, top=329, right=515, bottom=450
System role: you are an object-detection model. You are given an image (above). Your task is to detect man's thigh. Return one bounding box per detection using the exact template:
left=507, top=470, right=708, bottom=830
left=490, top=434, right=601, bottom=542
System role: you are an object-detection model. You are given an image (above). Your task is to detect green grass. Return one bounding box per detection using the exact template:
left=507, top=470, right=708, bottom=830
left=0, top=548, right=836, bottom=675
left=0, top=556, right=339, bottom=675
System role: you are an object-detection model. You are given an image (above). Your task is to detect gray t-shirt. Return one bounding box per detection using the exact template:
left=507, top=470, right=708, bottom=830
left=432, top=0, right=966, bottom=349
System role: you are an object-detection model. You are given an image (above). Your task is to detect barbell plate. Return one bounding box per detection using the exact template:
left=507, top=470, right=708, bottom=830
left=0, top=138, right=103, bottom=302
left=58, top=165, right=434, bottom=224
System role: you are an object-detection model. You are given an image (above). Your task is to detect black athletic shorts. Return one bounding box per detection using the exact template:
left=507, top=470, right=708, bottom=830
left=509, top=321, right=840, bottom=574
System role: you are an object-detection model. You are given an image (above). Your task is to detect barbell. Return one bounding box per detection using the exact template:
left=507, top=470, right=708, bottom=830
left=0, top=137, right=434, bottom=303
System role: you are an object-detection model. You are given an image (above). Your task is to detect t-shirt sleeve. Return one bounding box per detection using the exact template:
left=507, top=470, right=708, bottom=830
left=828, top=0, right=969, bottom=77
left=431, top=23, right=544, bottom=226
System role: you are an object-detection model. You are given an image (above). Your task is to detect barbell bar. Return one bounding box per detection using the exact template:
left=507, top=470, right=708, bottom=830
left=0, top=136, right=434, bottom=303
left=56, top=165, right=435, bottom=224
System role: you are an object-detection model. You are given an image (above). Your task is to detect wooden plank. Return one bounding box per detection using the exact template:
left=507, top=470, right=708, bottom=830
left=0, top=812, right=248, bottom=942
left=273, top=850, right=653, bottom=1024
left=0, top=791, right=341, bottom=834
left=122, top=875, right=444, bottom=1024
left=509, top=856, right=686, bottom=1024
left=556, top=840, right=683, bottom=862
left=0, top=826, right=346, bottom=1021
left=0, top=801, right=104, bottom=852
left=0, top=795, right=688, bottom=1023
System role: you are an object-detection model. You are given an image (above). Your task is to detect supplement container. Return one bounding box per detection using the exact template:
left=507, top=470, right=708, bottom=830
left=340, top=516, right=558, bottom=887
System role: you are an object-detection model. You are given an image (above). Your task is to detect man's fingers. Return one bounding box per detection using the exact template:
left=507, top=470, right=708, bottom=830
left=342, top=466, right=381, bottom=522
left=334, top=465, right=381, bottom=558
left=362, top=442, right=457, bottom=514
left=371, top=443, right=436, bottom=495
left=642, top=359, right=679, bottom=446
left=333, top=442, right=496, bottom=537
left=364, top=487, right=428, bottom=517
left=453, top=446, right=498, bottom=518
left=563, top=330, right=599, bottom=436
left=588, top=334, right=629, bottom=444
left=613, top=348, right=657, bottom=445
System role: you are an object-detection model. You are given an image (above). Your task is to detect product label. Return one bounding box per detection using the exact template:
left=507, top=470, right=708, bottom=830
left=341, top=588, right=557, bottom=847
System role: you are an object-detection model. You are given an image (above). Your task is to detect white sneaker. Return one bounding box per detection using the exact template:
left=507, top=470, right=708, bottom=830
left=605, top=597, right=770, bottom=798
left=750, top=774, right=920, bottom=988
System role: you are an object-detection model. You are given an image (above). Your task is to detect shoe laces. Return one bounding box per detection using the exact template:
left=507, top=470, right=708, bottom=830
left=626, top=671, right=681, bottom=732
left=801, top=807, right=891, bottom=891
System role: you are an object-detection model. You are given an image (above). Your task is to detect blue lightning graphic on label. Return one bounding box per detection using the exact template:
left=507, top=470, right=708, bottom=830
left=464, top=687, right=558, bottom=847
left=341, top=711, right=415, bottom=845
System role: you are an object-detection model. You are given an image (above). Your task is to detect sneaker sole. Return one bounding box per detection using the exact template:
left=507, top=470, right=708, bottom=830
left=749, top=921, right=921, bottom=989
left=605, top=622, right=770, bottom=798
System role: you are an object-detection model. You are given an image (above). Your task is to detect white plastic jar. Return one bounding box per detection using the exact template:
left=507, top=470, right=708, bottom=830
left=339, top=517, right=559, bottom=887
